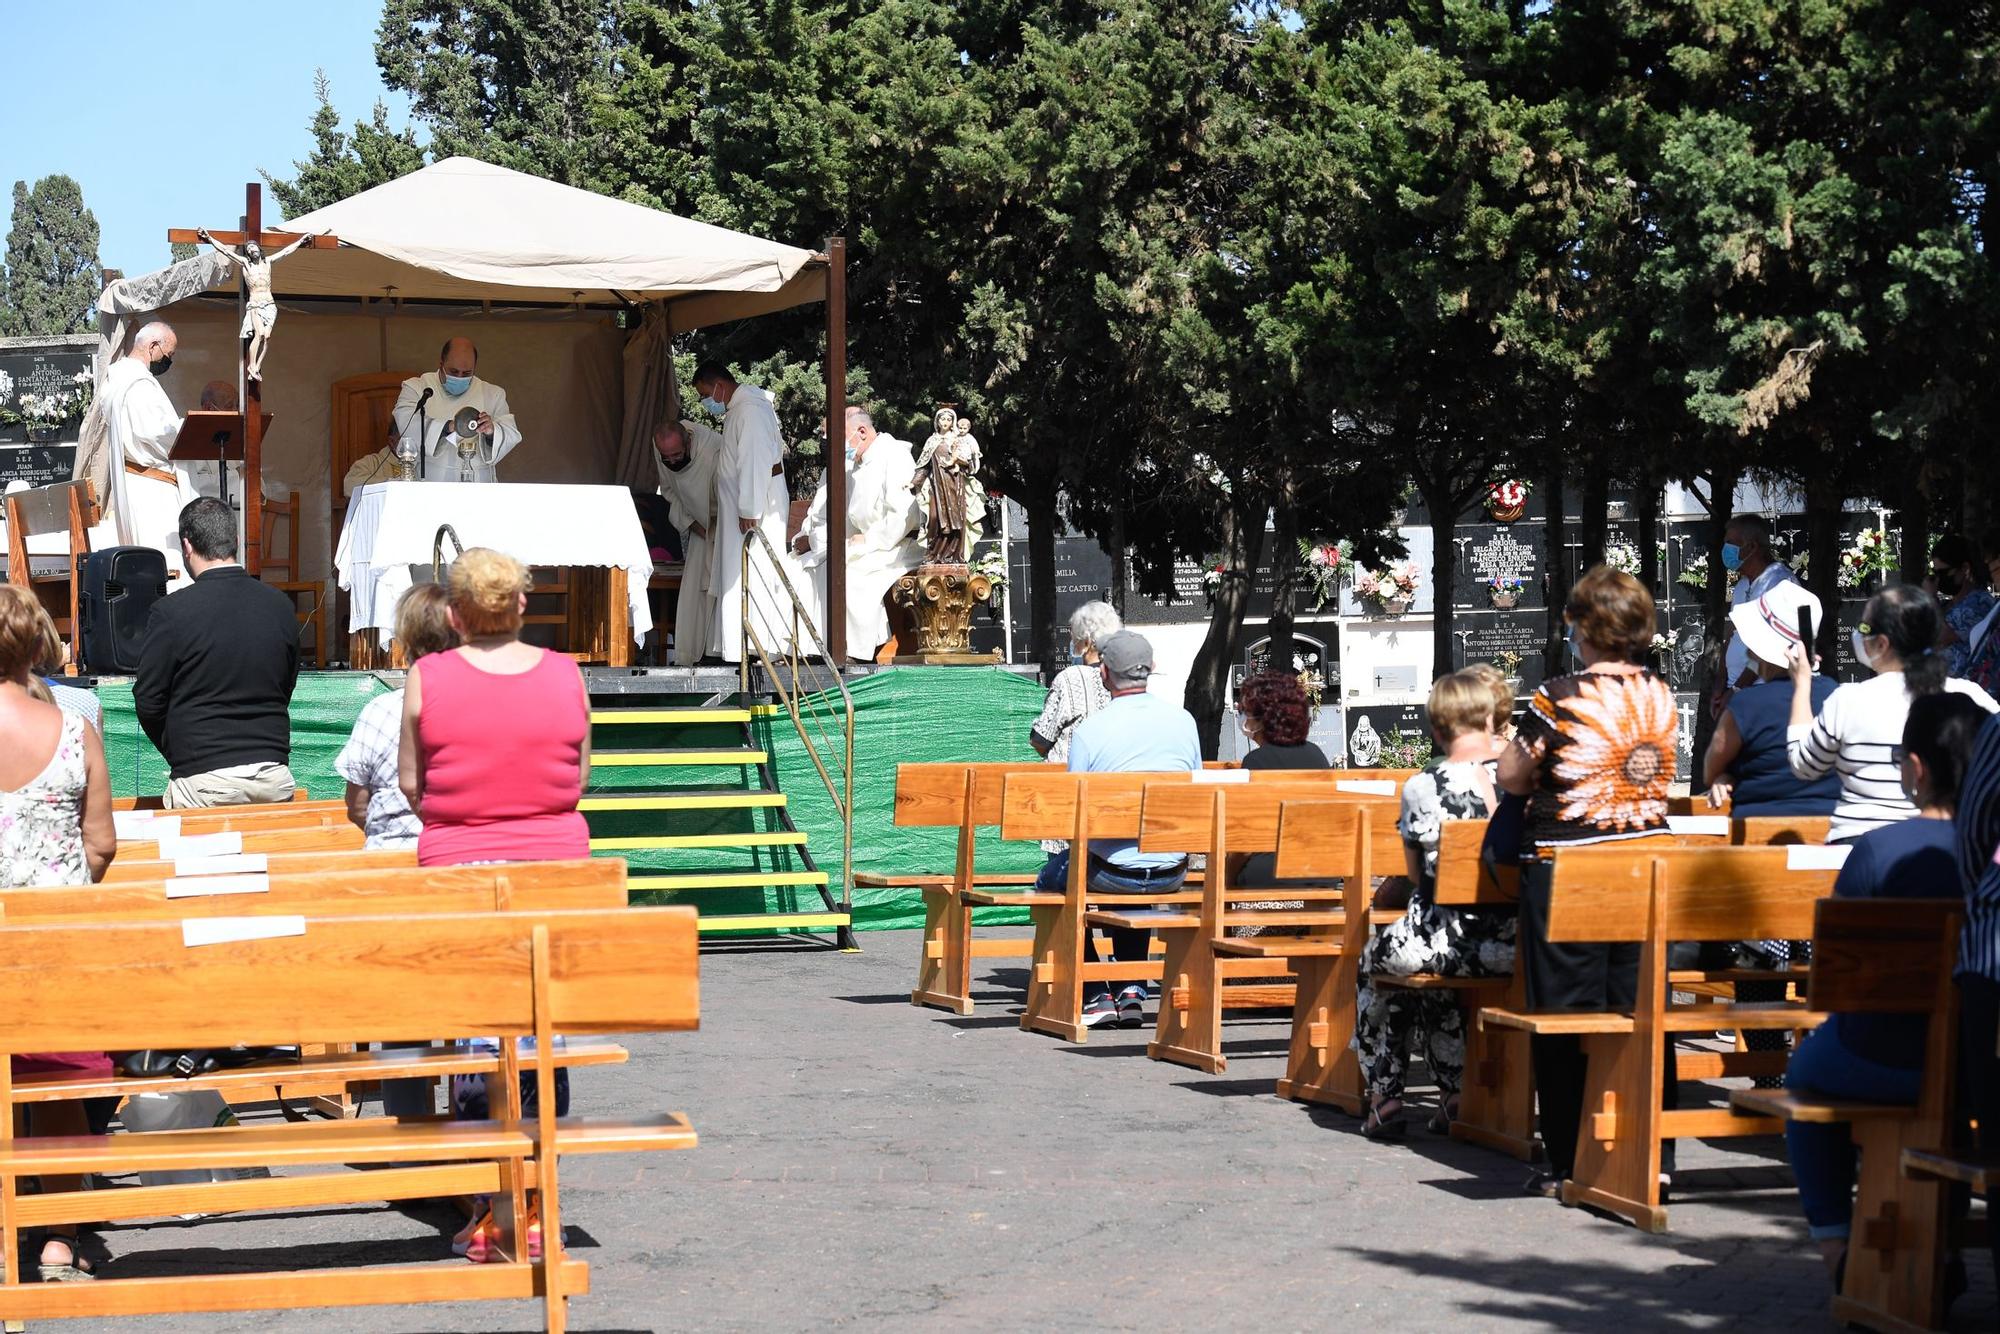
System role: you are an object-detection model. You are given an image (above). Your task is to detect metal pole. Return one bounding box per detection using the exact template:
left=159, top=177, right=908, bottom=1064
left=825, top=238, right=848, bottom=666
left=740, top=538, right=751, bottom=699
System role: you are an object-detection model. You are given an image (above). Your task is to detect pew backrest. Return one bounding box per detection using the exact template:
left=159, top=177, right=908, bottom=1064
left=1138, top=783, right=1397, bottom=858
left=102, top=847, right=419, bottom=884
left=892, top=762, right=1048, bottom=829
left=1735, top=815, right=1834, bottom=847
left=118, top=824, right=368, bottom=860
left=1266, top=801, right=1395, bottom=881
left=1546, top=844, right=1839, bottom=944
left=1808, top=898, right=1961, bottom=1015
left=1000, top=768, right=1412, bottom=844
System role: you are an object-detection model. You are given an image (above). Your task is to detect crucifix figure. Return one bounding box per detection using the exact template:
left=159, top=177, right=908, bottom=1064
left=197, top=227, right=315, bottom=380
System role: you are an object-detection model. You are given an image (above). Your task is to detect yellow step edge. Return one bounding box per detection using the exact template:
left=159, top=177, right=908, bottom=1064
left=591, top=832, right=808, bottom=851
left=589, top=709, right=753, bottom=724
left=580, top=793, right=784, bottom=812
left=699, top=912, right=851, bottom=933
left=631, top=872, right=829, bottom=890
left=591, top=750, right=767, bottom=767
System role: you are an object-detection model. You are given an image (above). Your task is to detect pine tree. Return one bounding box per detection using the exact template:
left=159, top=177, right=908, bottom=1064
left=264, top=71, right=426, bottom=217
left=1, top=176, right=102, bottom=337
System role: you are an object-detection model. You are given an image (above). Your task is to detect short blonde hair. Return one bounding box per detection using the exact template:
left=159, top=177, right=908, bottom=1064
left=1462, top=662, right=1514, bottom=731
left=1427, top=669, right=1494, bottom=744
left=395, top=582, right=458, bottom=661
left=0, top=585, right=62, bottom=679
left=446, top=547, right=531, bottom=637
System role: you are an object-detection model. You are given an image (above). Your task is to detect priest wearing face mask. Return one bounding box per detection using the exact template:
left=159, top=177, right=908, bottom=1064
left=390, top=337, right=522, bottom=484
left=1713, top=512, right=1797, bottom=713
left=78, top=321, right=201, bottom=587
left=793, top=405, right=924, bottom=661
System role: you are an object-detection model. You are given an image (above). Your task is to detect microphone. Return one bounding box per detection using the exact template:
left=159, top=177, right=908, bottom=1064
left=414, top=387, right=433, bottom=481
left=414, top=387, right=434, bottom=410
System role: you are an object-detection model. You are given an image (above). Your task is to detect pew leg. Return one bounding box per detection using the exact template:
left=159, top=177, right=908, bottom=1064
left=1021, top=904, right=1087, bottom=1042
left=910, top=888, right=975, bottom=1015
left=1563, top=1032, right=1666, bottom=1232
left=1454, top=988, right=1542, bottom=1162
left=1832, top=1122, right=1949, bottom=1333
left=1274, top=952, right=1362, bottom=1114
left=1148, top=928, right=1224, bottom=1073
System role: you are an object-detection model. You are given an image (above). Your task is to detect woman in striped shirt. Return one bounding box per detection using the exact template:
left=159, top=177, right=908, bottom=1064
left=1786, top=584, right=1997, bottom=843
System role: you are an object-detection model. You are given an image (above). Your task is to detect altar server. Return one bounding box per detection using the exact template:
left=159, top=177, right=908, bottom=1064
left=693, top=363, right=796, bottom=663
left=796, top=406, right=923, bottom=660
left=390, top=337, right=521, bottom=484
left=652, top=419, right=723, bottom=665
left=79, top=321, right=199, bottom=586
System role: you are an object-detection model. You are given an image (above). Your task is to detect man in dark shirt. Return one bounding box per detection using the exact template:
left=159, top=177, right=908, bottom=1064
left=135, top=497, right=301, bottom=807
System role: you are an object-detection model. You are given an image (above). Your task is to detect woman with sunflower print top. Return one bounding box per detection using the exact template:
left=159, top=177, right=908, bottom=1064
left=1498, top=565, right=1680, bottom=1198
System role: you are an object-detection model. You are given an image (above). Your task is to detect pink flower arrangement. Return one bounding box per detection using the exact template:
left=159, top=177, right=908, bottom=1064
left=1297, top=538, right=1353, bottom=610
left=1354, top=561, right=1421, bottom=608
left=1488, top=478, right=1530, bottom=510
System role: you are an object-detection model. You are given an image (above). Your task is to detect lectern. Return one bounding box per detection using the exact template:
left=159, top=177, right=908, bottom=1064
left=169, top=409, right=271, bottom=509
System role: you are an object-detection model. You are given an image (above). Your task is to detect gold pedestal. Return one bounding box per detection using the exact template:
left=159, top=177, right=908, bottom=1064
left=890, top=563, right=997, bottom=662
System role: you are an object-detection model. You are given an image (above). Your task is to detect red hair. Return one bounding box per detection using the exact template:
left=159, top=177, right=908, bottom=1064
left=1240, top=670, right=1313, bottom=747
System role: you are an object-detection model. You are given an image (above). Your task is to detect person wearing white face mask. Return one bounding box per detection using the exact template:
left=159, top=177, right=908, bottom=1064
left=1785, top=583, right=1998, bottom=842
left=389, top=337, right=522, bottom=484
left=792, top=405, right=923, bottom=660
left=1713, top=513, right=1797, bottom=717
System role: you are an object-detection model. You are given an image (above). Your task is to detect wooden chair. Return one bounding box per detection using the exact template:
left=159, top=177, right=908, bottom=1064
left=1480, top=844, right=1839, bottom=1231
left=1735, top=899, right=1962, bottom=1333
left=0, top=904, right=699, bottom=1329
left=4, top=479, right=96, bottom=673
left=260, top=490, right=329, bottom=666
left=102, top=846, right=417, bottom=884
left=1123, top=784, right=1400, bottom=1075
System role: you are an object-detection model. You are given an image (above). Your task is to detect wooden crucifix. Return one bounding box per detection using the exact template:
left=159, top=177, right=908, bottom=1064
left=166, top=182, right=336, bottom=574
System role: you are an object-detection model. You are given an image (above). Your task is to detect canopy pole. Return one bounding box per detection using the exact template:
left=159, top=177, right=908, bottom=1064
left=825, top=237, right=848, bottom=666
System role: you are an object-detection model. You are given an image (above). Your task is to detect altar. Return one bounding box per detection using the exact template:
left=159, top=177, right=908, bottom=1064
left=335, top=481, right=654, bottom=666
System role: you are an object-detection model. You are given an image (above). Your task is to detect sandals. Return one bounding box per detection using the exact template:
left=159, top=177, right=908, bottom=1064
left=1426, top=1098, right=1460, bottom=1136
left=457, top=1207, right=541, bottom=1263
left=1360, top=1101, right=1407, bottom=1141
left=37, top=1235, right=94, bottom=1283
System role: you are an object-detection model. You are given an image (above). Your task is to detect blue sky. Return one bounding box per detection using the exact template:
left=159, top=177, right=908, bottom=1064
left=1, top=0, right=412, bottom=278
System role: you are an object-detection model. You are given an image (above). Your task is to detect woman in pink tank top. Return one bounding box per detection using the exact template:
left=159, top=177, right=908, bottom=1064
left=399, top=549, right=590, bottom=866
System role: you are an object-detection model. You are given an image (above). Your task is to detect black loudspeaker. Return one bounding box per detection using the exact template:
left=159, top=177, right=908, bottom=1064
left=79, top=546, right=168, bottom=674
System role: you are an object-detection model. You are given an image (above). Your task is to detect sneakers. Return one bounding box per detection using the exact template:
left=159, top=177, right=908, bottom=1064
left=1115, top=985, right=1148, bottom=1028
left=1080, top=993, right=1122, bottom=1028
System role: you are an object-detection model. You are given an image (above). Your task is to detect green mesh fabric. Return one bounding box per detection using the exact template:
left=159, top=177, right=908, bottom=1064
left=99, top=673, right=392, bottom=801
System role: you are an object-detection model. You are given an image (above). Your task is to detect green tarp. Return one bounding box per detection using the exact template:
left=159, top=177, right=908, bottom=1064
left=98, top=665, right=1047, bottom=933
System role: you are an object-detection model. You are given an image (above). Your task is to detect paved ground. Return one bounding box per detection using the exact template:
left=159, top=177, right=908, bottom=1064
left=51, top=927, right=2000, bottom=1332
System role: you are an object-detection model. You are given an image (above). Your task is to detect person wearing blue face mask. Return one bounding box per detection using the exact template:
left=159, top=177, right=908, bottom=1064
left=389, top=336, right=522, bottom=484
left=1713, top=513, right=1797, bottom=717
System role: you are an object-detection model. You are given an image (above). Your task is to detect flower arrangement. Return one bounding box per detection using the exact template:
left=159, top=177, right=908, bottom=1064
left=1676, top=553, right=1708, bottom=590
left=1379, top=729, right=1436, bottom=769
left=1293, top=651, right=1325, bottom=720
left=1486, top=478, right=1531, bottom=522
left=1297, top=537, right=1352, bottom=610
left=1491, top=650, right=1524, bottom=679
left=1838, top=528, right=1899, bottom=590
left=1354, top=561, right=1421, bottom=612
left=1603, top=540, right=1642, bottom=577
left=1486, top=574, right=1526, bottom=608
left=1200, top=558, right=1228, bottom=603
left=973, top=548, right=1008, bottom=591
left=0, top=371, right=92, bottom=434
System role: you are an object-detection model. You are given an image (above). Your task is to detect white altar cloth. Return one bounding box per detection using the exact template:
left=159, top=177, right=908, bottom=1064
left=335, top=482, right=653, bottom=647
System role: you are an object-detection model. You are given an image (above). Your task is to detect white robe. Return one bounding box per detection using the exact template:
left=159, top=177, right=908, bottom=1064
left=95, top=358, right=198, bottom=587
left=706, top=385, right=806, bottom=663
left=800, top=435, right=923, bottom=659
left=390, top=372, right=522, bottom=484
left=654, top=421, right=723, bottom=665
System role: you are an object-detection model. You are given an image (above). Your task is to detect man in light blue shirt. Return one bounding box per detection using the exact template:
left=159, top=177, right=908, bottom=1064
left=1038, top=630, right=1202, bottom=1026
left=1721, top=513, right=1798, bottom=691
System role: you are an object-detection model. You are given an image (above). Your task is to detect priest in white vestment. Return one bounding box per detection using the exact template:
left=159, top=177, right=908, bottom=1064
left=652, top=419, right=723, bottom=665
left=82, top=321, right=199, bottom=586
left=390, top=337, right=522, bottom=484
left=795, top=407, right=923, bottom=660
left=693, top=364, right=797, bottom=663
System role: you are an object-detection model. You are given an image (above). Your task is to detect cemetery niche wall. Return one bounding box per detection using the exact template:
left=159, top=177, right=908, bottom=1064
left=0, top=336, right=96, bottom=488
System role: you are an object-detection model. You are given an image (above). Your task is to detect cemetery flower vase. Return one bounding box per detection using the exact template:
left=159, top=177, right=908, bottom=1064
left=1379, top=596, right=1412, bottom=616
left=1487, top=500, right=1525, bottom=523
left=25, top=423, right=58, bottom=444
left=1489, top=589, right=1520, bottom=610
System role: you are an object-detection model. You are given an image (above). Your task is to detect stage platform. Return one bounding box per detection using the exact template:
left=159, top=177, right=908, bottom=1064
left=97, top=663, right=1049, bottom=934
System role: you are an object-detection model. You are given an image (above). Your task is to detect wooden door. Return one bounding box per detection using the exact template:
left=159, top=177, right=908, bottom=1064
left=331, top=372, right=416, bottom=666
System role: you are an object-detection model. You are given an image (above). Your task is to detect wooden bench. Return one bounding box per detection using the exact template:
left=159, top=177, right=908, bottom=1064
left=0, top=859, right=637, bottom=1113
left=103, top=847, right=418, bottom=884
left=1119, top=784, right=1400, bottom=1075
left=117, top=823, right=368, bottom=861
left=116, top=800, right=348, bottom=833
left=114, top=791, right=319, bottom=811
left=1730, top=898, right=1962, bottom=1333
left=4, top=479, right=96, bottom=673
left=0, top=904, right=699, bottom=1329
left=1480, top=843, right=1840, bottom=1230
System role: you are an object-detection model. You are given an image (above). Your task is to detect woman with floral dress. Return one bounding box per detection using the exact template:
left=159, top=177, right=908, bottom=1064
left=1355, top=671, right=1514, bottom=1139
left=0, top=585, right=116, bottom=1280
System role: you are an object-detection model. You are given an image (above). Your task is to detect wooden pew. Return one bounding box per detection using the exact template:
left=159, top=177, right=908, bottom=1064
left=1734, top=814, right=1833, bottom=846
left=1123, top=784, right=1400, bottom=1075
left=117, top=801, right=349, bottom=834
left=0, top=905, right=699, bottom=1329
left=117, top=823, right=367, bottom=861
left=115, top=790, right=319, bottom=811
left=103, top=847, right=417, bottom=884
left=1734, top=899, right=1962, bottom=1333
left=1480, top=844, right=1839, bottom=1231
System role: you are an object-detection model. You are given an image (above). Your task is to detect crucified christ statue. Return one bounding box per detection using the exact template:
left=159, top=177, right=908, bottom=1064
left=197, top=227, right=314, bottom=381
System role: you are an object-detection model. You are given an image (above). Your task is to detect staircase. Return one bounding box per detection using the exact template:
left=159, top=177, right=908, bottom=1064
left=582, top=694, right=850, bottom=940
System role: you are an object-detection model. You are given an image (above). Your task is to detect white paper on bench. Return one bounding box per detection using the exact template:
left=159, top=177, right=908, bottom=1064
left=1666, top=815, right=1730, bottom=836
left=172, top=853, right=269, bottom=878
left=1192, top=770, right=1251, bottom=784
left=1785, top=844, right=1851, bottom=871
left=1336, top=780, right=1397, bottom=795
left=114, top=812, right=180, bottom=840
left=182, top=915, right=304, bottom=947
left=157, top=831, right=244, bottom=859
left=166, top=874, right=273, bottom=899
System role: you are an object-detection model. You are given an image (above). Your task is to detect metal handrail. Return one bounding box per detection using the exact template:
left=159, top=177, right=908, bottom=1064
left=739, top=526, right=856, bottom=948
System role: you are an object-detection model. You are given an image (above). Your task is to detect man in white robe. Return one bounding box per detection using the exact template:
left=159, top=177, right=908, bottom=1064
left=652, top=419, right=723, bottom=665
left=692, top=364, right=797, bottom=663
left=795, top=406, right=923, bottom=660
left=85, top=321, right=199, bottom=587
left=390, top=337, right=522, bottom=484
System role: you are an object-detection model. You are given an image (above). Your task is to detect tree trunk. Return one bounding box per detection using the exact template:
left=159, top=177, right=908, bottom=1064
left=1264, top=471, right=1299, bottom=673
left=1418, top=474, right=1457, bottom=682
left=1636, top=463, right=1661, bottom=594
left=1025, top=463, right=1061, bottom=680
left=1804, top=477, right=1844, bottom=664
left=1893, top=466, right=1930, bottom=588
left=1579, top=454, right=1610, bottom=574
left=1183, top=495, right=1267, bottom=759
left=1540, top=453, right=1569, bottom=684
left=1687, top=461, right=1741, bottom=793
left=1106, top=489, right=1129, bottom=618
